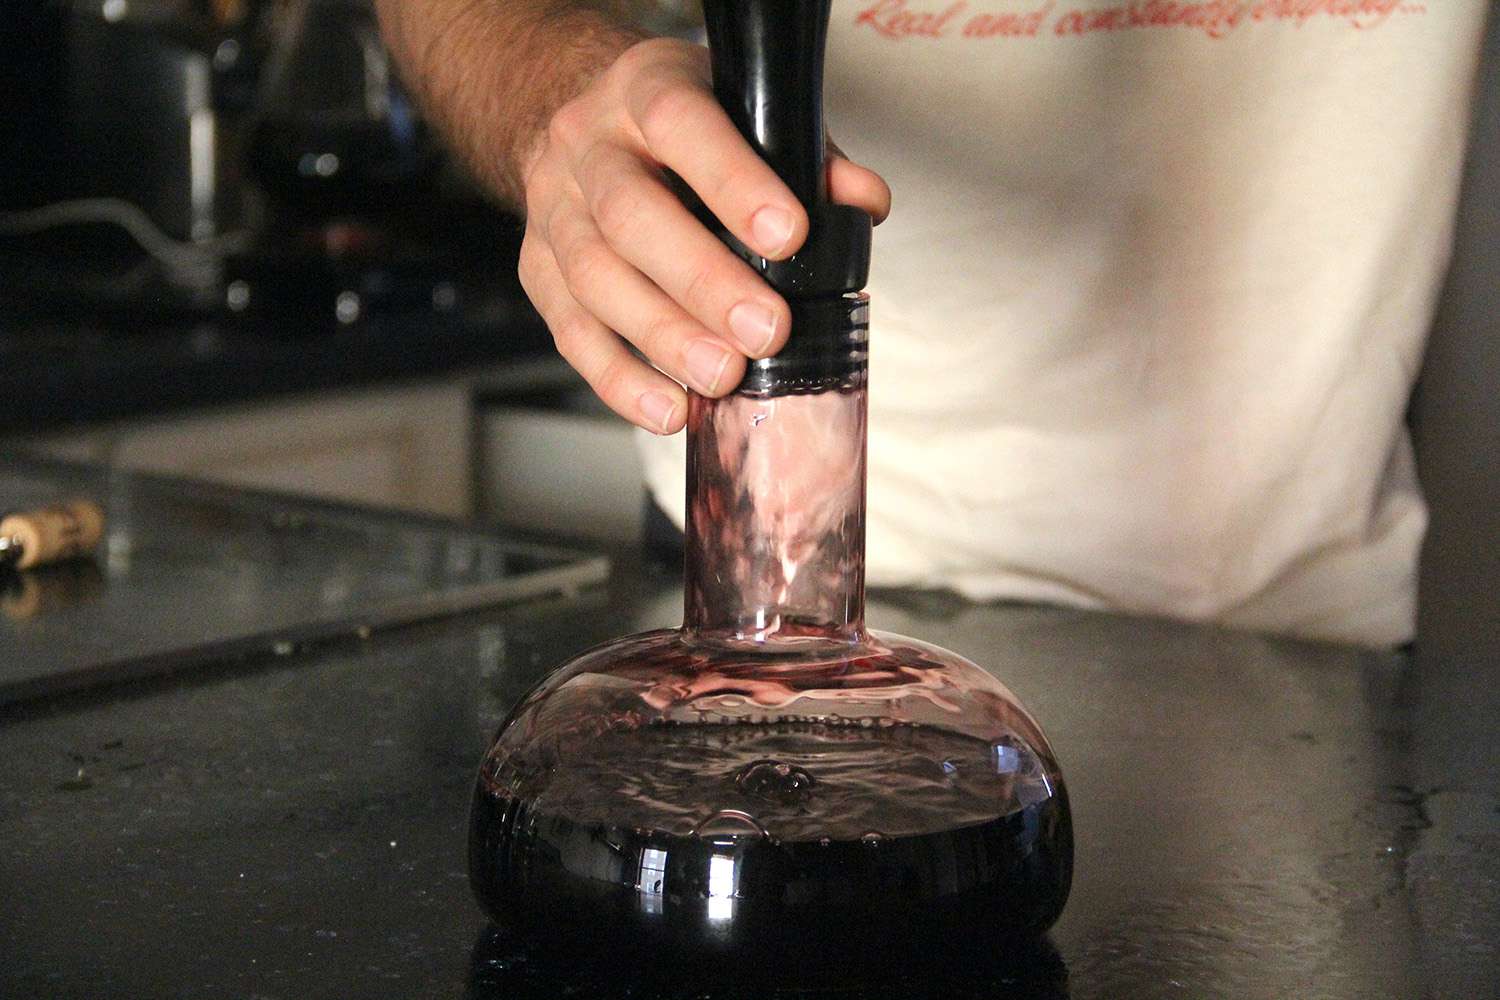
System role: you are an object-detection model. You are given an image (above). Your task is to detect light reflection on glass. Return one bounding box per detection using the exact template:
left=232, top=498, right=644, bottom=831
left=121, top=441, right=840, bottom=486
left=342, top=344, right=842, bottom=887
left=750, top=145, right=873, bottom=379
left=637, top=846, right=668, bottom=916
left=707, top=851, right=736, bottom=922
left=991, top=742, right=1021, bottom=774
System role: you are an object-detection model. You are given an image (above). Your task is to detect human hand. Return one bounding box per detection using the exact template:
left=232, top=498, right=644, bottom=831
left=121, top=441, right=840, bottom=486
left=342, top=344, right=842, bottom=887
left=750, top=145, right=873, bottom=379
left=516, top=38, right=890, bottom=434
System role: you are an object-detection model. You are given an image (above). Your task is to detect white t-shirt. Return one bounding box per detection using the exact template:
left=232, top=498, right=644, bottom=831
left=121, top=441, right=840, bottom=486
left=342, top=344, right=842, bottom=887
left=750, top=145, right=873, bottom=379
left=642, top=0, right=1490, bottom=647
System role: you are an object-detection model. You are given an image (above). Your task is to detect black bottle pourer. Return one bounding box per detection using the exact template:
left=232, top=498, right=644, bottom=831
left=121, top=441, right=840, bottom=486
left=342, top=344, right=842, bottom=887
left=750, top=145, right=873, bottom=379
left=700, top=0, right=872, bottom=395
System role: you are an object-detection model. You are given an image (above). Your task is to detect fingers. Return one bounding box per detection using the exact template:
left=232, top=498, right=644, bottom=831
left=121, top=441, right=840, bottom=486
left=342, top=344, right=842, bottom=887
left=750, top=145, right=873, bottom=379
left=624, top=59, right=810, bottom=262
left=573, top=142, right=791, bottom=359
left=829, top=155, right=892, bottom=224
left=513, top=37, right=895, bottom=434
left=542, top=197, right=747, bottom=398
left=519, top=231, right=687, bottom=435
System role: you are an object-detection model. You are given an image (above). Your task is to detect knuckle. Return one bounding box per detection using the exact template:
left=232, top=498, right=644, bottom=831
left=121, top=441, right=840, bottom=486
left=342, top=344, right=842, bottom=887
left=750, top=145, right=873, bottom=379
left=549, top=315, right=593, bottom=360
left=536, top=197, right=570, bottom=248
left=591, top=181, right=644, bottom=241
left=612, top=37, right=685, bottom=86
left=570, top=138, right=610, bottom=191
left=635, top=82, right=701, bottom=148
left=591, top=354, right=631, bottom=403
left=558, top=236, right=609, bottom=295
left=546, top=98, right=590, bottom=151
left=516, top=238, right=552, bottom=300
left=639, top=310, right=694, bottom=358
left=706, top=160, right=765, bottom=213
left=634, top=311, right=672, bottom=353
left=679, top=258, right=721, bottom=311
left=609, top=38, right=657, bottom=80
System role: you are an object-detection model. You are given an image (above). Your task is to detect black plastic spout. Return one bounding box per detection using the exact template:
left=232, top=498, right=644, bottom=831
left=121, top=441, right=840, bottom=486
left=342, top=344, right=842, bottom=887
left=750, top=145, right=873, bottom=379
left=701, top=0, right=870, bottom=300
left=701, top=0, right=872, bottom=395
left=704, top=0, right=830, bottom=207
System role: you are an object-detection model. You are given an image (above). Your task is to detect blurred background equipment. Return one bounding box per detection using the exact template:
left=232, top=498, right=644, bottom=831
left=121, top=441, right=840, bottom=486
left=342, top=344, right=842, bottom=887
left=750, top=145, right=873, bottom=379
left=0, top=0, right=522, bottom=323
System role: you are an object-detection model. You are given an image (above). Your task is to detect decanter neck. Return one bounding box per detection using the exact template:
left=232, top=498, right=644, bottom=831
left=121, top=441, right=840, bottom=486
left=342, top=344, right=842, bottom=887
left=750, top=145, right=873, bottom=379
left=682, top=299, right=869, bottom=645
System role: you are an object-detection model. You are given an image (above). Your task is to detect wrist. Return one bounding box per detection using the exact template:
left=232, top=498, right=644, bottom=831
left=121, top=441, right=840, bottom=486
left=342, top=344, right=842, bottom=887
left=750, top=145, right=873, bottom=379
left=377, top=0, right=646, bottom=210
left=508, top=18, right=648, bottom=201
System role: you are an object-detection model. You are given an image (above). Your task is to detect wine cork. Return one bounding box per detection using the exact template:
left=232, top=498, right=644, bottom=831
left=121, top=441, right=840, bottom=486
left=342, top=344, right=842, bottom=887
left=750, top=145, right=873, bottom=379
left=0, top=500, right=106, bottom=571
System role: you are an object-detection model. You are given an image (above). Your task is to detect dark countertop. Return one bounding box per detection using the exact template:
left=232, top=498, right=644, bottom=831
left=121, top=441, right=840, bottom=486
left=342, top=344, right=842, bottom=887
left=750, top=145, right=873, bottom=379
left=3, top=539, right=1497, bottom=998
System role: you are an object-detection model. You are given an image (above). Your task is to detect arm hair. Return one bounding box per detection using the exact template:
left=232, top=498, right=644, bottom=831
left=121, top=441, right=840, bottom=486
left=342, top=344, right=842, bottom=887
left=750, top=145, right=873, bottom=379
left=375, top=0, right=647, bottom=209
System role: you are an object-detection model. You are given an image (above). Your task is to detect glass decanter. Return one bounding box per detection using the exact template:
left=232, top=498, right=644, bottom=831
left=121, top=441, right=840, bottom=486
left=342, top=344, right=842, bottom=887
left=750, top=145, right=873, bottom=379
left=467, top=0, right=1072, bottom=971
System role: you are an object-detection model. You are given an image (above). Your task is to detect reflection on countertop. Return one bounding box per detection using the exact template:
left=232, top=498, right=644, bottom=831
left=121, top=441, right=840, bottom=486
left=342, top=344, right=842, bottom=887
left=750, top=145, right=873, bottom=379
left=464, top=923, right=1070, bottom=999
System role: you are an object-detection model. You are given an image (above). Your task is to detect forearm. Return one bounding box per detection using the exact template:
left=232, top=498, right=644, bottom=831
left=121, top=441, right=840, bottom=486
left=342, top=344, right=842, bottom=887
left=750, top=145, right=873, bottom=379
left=377, top=2, right=890, bottom=440
left=375, top=0, right=645, bottom=208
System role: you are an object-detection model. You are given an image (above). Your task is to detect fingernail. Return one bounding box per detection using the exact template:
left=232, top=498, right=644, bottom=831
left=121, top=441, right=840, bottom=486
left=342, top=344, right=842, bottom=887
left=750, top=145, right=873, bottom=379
left=728, top=301, right=778, bottom=356
left=638, top=390, right=678, bottom=434
left=751, top=206, right=794, bottom=257
left=684, top=339, right=732, bottom=394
